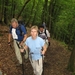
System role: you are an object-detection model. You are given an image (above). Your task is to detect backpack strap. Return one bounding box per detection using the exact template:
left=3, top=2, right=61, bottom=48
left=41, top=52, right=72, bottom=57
left=10, top=24, right=23, bottom=36
left=38, top=29, right=47, bottom=36
left=18, top=24, right=22, bottom=35
left=18, top=24, right=25, bottom=36
left=44, top=29, right=49, bottom=39
left=44, top=29, right=47, bottom=37
left=38, top=29, right=48, bottom=39
left=10, top=26, right=12, bottom=33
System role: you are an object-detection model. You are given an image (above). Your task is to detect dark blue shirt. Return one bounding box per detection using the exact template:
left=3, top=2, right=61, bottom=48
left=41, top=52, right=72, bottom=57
left=9, top=25, right=27, bottom=41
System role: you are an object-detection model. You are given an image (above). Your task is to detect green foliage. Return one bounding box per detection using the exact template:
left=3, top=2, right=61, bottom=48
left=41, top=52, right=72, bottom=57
left=0, top=0, right=44, bottom=25
left=72, top=72, right=75, bottom=75
left=52, top=0, right=75, bottom=46
left=1, top=0, right=75, bottom=73
left=16, top=0, right=44, bottom=25
left=51, top=0, right=75, bottom=72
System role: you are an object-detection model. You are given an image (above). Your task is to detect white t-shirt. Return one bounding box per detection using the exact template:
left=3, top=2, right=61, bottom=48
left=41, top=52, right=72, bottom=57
left=12, top=28, right=18, bottom=39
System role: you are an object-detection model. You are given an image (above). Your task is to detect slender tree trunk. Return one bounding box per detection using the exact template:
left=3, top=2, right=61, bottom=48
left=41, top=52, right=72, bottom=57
left=67, top=24, right=75, bottom=72
left=4, top=0, right=9, bottom=24
left=41, top=0, right=48, bottom=24
left=47, top=0, right=55, bottom=31
left=44, top=0, right=48, bottom=24
left=0, top=0, right=2, bottom=23
left=13, top=2, right=16, bottom=18
left=11, top=0, right=16, bottom=19
left=17, top=0, right=31, bottom=19
left=47, top=0, right=57, bottom=35
left=26, top=0, right=35, bottom=26
left=41, top=3, right=45, bottom=23
left=32, top=0, right=39, bottom=25
left=67, top=48, right=75, bottom=72
left=11, top=0, right=14, bottom=18
left=2, top=0, right=5, bottom=23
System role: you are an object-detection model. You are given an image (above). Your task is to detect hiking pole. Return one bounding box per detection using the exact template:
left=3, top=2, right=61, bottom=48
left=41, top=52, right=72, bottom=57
left=41, top=54, right=45, bottom=75
left=16, top=41, right=25, bottom=75
left=21, top=51, right=25, bottom=75
left=10, top=44, right=13, bottom=49
left=20, top=46, right=26, bottom=75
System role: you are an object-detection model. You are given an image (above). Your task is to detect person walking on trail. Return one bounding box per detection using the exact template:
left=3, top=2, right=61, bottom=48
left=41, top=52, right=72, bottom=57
left=20, top=26, right=47, bottom=75
left=8, top=18, right=28, bottom=66
left=38, top=25, right=50, bottom=48
left=42, top=22, right=46, bottom=29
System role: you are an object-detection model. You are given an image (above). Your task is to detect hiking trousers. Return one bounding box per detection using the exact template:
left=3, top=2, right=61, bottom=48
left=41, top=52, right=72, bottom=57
left=13, top=40, right=28, bottom=64
left=29, top=57, right=43, bottom=75
left=45, top=40, right=48, bottom=48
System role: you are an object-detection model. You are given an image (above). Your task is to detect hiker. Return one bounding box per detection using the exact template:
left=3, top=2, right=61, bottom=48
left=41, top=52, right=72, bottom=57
left=20, top=26, right=47, bottom=75
left=8, top=18, right=28, bottom=66
left=42, top=22, right=46, bottom=29
left=28, top=23, right=32, bottom=37
left=38, top=25, right=50, bottom=48
left=29, top=23, right=32, bottom=28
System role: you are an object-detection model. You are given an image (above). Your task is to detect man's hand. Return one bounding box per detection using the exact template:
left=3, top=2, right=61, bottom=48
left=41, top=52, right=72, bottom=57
left=8, top=42, right=11, bottom=46
left=8, top=42, right=12, bottom=49
left=41, top=50, right=46, bottom=55
left=19, top=41, right=24, bottom=46
left=20, top=49, right=24, bottom=53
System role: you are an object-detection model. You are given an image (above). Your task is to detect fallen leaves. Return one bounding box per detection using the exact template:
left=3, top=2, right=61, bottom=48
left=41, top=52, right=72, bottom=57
left=0, top=25, right=72, bottom=75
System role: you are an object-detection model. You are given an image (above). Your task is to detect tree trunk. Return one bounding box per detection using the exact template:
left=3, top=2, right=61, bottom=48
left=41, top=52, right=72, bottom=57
left=26, top=0, right=35, bottom=26
left=13, top=2, right=16, bottom=18
left=67, top=26, right=75, bottom=72
left=2, top=0, right=5, bottom=23
left=0, top=0, right=2, bottom=23
left=11, top=0, right=14, bottom=18
left=47, top=0, right=55, bottom=31
left=4, top=0, right=9, bottom=24
left=41, top=0, right=48, bottom=24
left=47, top=0, right=58, bottom=35
left=17, top=0, right=31, bottom=19
left=67, top=48, right=75, bottom=72
left=32, top=0, right=39, bottom=25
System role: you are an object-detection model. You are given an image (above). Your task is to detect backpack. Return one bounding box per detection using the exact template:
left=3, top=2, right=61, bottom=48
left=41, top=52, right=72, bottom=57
left=10, top=23, right=27, bottom=36
left=18, top=21, right=27, bottom=32
left=38, top=29, right=48, bottom=39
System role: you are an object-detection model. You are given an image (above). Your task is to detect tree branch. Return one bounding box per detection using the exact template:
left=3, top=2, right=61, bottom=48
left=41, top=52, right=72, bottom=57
left=17, top=0, right=31, bottom=19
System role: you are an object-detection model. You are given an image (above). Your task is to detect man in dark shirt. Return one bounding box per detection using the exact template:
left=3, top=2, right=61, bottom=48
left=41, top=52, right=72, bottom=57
left=8, top=18, right=28, bottom=66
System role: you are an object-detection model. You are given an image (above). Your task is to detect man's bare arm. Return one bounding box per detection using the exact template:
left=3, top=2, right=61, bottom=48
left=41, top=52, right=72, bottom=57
left=22, top=34, right=27, bottom=42
left=20, top=34, right=27, bottom=46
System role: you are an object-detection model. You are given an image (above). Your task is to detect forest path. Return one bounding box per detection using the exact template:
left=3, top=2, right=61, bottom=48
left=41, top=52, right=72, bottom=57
left=0, top=25, right=72, bottom=75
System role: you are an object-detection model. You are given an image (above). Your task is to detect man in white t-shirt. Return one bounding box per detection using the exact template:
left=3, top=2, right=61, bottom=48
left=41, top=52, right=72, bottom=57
left=38, top=26, right=50, bottom=48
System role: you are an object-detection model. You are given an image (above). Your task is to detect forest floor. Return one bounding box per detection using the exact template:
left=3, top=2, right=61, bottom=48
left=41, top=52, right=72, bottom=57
left=0, top=25, right=73, bottom=75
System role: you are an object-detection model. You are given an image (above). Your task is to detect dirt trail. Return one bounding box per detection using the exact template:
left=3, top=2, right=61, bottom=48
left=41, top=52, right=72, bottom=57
left=0, top=25, right=72, bottom=75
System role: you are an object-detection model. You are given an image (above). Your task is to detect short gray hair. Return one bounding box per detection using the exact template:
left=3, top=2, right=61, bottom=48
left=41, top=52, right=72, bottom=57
left=11, top=18, right=18, bottom=23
